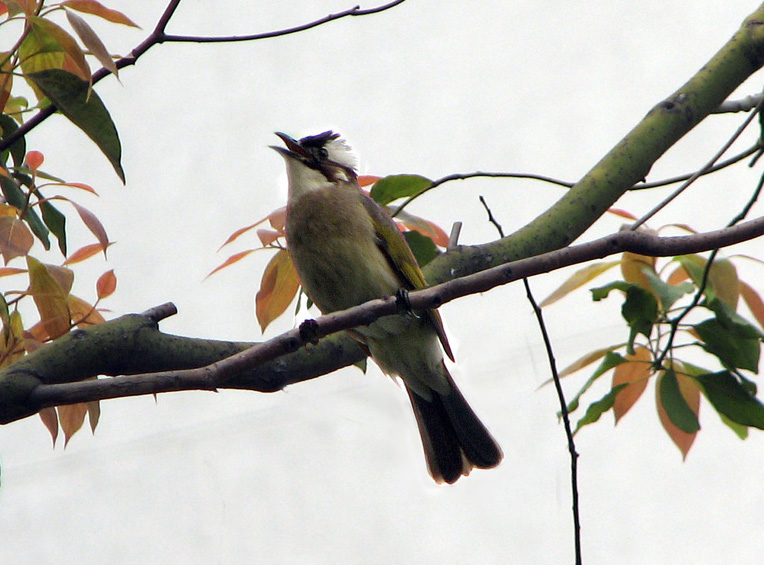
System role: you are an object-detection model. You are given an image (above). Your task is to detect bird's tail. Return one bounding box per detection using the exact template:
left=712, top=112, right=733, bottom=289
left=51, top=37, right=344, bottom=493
left=406, top=363, right=503, bottom=484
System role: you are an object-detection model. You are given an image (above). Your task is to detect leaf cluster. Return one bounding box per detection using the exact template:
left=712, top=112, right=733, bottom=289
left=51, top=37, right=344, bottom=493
left=545, top=221, right=764, bottom=458
left=0, top=0, right=136, bottom=444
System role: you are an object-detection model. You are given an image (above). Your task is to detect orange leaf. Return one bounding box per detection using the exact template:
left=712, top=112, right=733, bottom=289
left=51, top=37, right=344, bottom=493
left=207, top=249, right=258, bottom=277
left=48, top=181, right=97, bottom=194
left=540, top=261, right=620, bottom=307
left=64, top=242, right=108, bottom=265
left=0, top=216, right=33, bottom=263
left=25, top=150, right=43, bottom=171
left=62, top=0, right=140, bottom=27
left=39, top=407, right=59, bottom=446
left=96, top=269, right=116, bottom=298
left=69, top=201, right=109, bottom=250
left=358, top=175, right=382, bottom=187
left=59, top=403, right=87, bottom=446
left=667, top=265, right=690, bottom=286
left=606, top=208, right=637, bottom=220
left=0, top=267, right=27, bottom=277
left=656, top=367, right=700, bottom=459
left=256, top=249, right=300, bottom=332
left=612, top=346, right=652, bottom=423
left=27, top=256, right=71, bottom=340
left=393, top=209, right=450, bottom=247
left=741, top=281, right=764, bottom=331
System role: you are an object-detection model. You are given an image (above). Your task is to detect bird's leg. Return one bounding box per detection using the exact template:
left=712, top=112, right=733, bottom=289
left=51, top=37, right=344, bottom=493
left=395, top=289, right=420, bottom=319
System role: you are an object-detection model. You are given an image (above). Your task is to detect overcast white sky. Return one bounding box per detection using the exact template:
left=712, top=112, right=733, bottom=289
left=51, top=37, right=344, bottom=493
left=4, top=1, right=764, bottom=563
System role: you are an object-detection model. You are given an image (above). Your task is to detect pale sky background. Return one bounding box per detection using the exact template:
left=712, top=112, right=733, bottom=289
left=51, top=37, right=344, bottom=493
left=3, top=1, right=764, bottom=563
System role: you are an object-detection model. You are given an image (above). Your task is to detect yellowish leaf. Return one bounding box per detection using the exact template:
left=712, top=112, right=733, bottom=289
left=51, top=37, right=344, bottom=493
left=68, top=293, right=105, bottom=326
left=59, top=403, right=87, bottom=446
left=558, top=347, right=615, bottom=378
left=62, top=0, right=140, bottom=28
left=656, top=366, right=700, bottom=460
left=540, top=261, right=620, bottom=307
left=27, top=256, right=71, bottom=340
left=612, top=346, right=652, bottom=423
left=256, top=249, right=300, bottom=332
left=708, top=258, right=739, bottom=310
left=27, top=17, right=91, bottom=81
left=87, top=400, right=100, bottom=432
left=621, top=251, right=657, bottom=289
left=65, top=9, right=118, bottom=77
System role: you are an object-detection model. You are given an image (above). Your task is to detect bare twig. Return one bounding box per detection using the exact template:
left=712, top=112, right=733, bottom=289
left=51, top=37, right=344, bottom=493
left=0, top=0, right=407, bottom=152
left=631, top=94, right=764, bottom=230
left=480, top=194, right=581, bottom=564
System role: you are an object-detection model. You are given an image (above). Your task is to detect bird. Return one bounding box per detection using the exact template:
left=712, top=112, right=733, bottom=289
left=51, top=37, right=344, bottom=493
left=271, top=131, right=502, bottom=484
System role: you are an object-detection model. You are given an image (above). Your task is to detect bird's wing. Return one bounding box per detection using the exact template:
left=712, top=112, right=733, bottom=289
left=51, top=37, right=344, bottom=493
left=359, top=190, right=455, bottom=362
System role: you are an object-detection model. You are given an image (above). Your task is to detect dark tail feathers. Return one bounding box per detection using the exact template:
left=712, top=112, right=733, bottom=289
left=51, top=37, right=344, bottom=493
left=406, top=369, right=503, bottom=484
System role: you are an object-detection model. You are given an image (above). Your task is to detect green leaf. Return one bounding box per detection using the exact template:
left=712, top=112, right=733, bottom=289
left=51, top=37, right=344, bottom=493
left=659, top=368, right=700, bottom=433
left=705, top=297, right=764, bottom=339
left=591, top=280, right=631, bottom=301
left=644, top=268, right=694, bottom=312
left=719, top=412, right=748, bottom=439
left=39, top=197, right=67, bottom=256
left=28, top=69, right=124, bottom=182
left=566, top=351, right=627, bottom=413
left=694, top=371, right=764, bottom=429
left=694, top=318, right=760, bottom=373
left=574, top=383, right=628, bottom=433
left=370, top=174, right=432, bottom=206
left=403, top=230, right=438, bottom=267
left=0, top=114, right=26, bottom=167
left=0, top=175, right=51, bottom=250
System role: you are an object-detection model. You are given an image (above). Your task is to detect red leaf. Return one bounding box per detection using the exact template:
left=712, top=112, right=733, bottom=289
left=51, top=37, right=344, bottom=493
left=25, top=150, right=44, bottom=172
left=96, top=269, right=116, bottom=298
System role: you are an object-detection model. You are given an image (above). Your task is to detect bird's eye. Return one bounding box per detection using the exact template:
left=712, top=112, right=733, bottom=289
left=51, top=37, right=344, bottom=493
left=318, top=147, right=329, bottom=160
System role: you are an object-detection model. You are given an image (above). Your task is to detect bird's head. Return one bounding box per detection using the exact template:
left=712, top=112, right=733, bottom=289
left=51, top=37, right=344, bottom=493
left=271, top=131, right=357, bottom=200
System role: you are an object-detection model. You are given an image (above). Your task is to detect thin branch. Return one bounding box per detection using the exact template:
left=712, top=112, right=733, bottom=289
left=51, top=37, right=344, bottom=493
left=631, top=94, right=764, bottom=230
left=480, top=194, right=581, bottom=564
left=0, top=0, right=406, bottom=152
left=161, top=1, right=407, bottom=43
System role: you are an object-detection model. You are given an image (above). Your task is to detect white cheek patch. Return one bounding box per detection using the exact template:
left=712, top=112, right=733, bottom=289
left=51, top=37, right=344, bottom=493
left=325, top=138, right=358, bottom=170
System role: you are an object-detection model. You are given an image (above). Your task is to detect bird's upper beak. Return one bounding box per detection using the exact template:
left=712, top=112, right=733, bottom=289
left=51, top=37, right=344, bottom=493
left=270, top=132, right=309, bottom=160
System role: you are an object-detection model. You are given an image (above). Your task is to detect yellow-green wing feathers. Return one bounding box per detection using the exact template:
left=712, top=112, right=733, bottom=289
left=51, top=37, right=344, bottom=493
left=359, top=191, right=455, bottom=362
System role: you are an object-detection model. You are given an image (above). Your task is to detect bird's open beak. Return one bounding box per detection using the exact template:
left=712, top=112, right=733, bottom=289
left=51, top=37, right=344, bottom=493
left=270, top=132, right=309, bottom=160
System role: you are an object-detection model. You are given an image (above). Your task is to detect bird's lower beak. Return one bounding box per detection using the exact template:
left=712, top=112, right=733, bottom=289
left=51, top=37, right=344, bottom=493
left=270, top=132, right=309, bottom=160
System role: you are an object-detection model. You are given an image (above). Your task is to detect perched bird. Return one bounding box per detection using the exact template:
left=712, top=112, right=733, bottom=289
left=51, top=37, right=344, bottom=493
left=272, top=131, right=502, bottom=484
